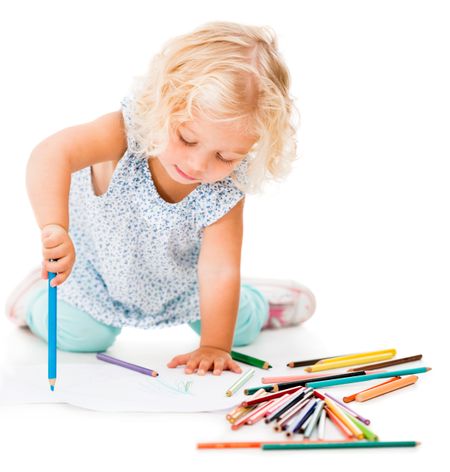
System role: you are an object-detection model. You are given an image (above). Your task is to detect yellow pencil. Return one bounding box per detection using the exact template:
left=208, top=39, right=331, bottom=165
left=305, top=353, right=395, bottom=372
left=323, top=397, right=364, bottom=440
left=355, top=375, right=418, bottom=402
left=317, top=348, right=396, bottom=364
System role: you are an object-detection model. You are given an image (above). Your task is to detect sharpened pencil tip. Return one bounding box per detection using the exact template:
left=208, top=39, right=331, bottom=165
left=50, top=385, right=55, bottom=391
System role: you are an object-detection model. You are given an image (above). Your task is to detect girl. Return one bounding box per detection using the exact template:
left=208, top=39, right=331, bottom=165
left=5, top=22, right=316, bottom=376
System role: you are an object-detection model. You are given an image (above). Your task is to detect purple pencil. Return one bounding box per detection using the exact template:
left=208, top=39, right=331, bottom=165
left=324, top=392, right=370, bottom=425
left=96, top=352, right=159, bottom=377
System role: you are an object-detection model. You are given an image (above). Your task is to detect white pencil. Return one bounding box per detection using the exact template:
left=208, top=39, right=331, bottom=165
left=226, top=368, right=255, bottom=396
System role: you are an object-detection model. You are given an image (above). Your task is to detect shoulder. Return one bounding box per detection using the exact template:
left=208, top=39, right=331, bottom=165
left=195, top=177, right=245, bottom=228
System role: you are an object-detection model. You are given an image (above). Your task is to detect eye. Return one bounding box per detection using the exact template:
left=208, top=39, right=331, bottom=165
left=216, top=153, right=234, bottom=166
left=178, top=133, right=196, bottom=147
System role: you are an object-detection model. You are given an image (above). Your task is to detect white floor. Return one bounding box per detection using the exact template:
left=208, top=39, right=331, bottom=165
left=0, top=299, right=441, bottom=472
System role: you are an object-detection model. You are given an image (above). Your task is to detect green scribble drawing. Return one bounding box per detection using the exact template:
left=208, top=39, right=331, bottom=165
left=154, top=378, right=194, bottom=396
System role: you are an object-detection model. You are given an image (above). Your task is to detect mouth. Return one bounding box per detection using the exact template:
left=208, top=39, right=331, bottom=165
left=175, top=165, right=197, bottom=181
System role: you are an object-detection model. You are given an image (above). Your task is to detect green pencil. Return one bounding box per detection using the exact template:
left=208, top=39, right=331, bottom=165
left=306, top=367, right=431, bottom=389
left=231, top=350, right=272, bottom=369
left=345, top=413, right=378, bottom=441
left=262, top=441, right=420, bottom=450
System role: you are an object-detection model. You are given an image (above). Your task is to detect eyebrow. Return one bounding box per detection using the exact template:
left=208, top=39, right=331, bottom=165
left=180, top=126, right=249, bottom=155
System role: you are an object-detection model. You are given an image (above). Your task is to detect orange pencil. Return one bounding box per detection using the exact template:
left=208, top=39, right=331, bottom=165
left=324, top=397, right=363, bottom=439
left=197, top=440, right=354, bottom=449
left=343, top=376, right=401, bottom=403
left=324, top=406, right=354, bottom=440
left=355, top=375, right=418, bottom=402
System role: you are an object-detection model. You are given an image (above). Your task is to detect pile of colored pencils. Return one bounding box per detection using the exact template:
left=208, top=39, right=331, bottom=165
left=220, top=348, right=431, bottom=446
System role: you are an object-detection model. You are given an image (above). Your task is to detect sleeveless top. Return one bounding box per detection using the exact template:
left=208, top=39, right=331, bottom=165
left=57, top=97, right=245, bottom=329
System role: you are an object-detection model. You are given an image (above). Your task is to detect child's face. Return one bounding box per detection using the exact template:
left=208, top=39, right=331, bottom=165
left=157, top=115, right=257, bottom=185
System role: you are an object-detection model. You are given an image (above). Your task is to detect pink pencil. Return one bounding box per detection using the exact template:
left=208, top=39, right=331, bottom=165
left=262, top=369, right=388, bottom=384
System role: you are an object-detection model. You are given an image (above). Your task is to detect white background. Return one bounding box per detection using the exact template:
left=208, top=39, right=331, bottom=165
left=0, top=0, right=448, bottom=470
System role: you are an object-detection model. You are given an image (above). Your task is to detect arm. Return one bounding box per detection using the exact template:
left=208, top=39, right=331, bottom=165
left=26, top=111, right=127, bottom=285
left=167, top=198, right=245, bottom=375
left=27, top=111, right=127, bottom=230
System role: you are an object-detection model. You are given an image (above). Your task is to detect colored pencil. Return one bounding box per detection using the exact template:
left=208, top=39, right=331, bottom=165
left=344, top=413, right=378, bottom=441
left=226, top=368, right=255, bottom=396
left=306, top=367, right=431, bottom=388
left=317, top=348, right=396, bottom=364
left=231, top=399, right=270, bottom=430
left=355, top=375, right=419, bottom=402
left=287, top=353, right=350, bottom=368
left=303, top=400, right=325, bottom=438
left=285, top=399, right=318, bottom=437
left=96, top=352, right=159, bottom=377
left=324, top=406, right=354, bottom=439
left=241, top=386, right=302, bottom=407
left=197, top=440, right=354, bottom=449
left=305, top=352, right=395, bottom=372
left=262, top=441, right=420, bottom=450
left=261, top=372, right=336, bottom=384
left=347, top=354, right=423, bottom=372
left=274, top=396, right=312, bottom=432
left=343, top=377, right=401, bottom=403
left=317, top=409, right=327, bottom=440
left=246, top=370, right=370, bottom=394
left=265, top=388, right=311, bottom=424
left=227, top=388, right=266, bottom=423
left=231, top=350, right=271, bottom=369
left=245, top=400, right=276, bottom=425
left=323, top=397, right=363, bottom=439
left=48, top=272, right=57, bottom=391
left=324, top=392, right=370, bottom=425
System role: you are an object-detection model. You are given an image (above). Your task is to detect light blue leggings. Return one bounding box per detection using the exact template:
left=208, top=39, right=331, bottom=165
left=25, top=284, right=269, bottom=352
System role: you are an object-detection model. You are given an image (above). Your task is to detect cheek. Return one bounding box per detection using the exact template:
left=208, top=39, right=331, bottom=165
left=159, top=141, right=182, bottom=163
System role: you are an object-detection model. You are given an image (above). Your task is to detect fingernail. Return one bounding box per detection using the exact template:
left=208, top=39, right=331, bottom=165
left=198, top=370, right=205, bottom=375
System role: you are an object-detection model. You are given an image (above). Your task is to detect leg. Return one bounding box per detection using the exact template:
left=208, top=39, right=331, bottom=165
left=25, top=286, right=121, bottom=352
left=189, top=283, right=269, bottom=347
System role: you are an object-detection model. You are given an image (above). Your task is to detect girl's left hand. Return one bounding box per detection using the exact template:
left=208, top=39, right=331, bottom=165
left=167, top=346, right=242, bottom=376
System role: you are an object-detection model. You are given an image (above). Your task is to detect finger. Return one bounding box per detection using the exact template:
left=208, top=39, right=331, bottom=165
left=228, top=360, right=243, bottom=374
left=42, top=244, right=68, bottom=261
left=212, top=358, right=225, bottom=375
left=167, top=354, right=188, bottom=368
left=185, top=358, right=199, bottom=374
left=50, top=270, right=71, bottom=287
left=42, top=234, right=65, bottom=249
left=44, top=257, right=70, bottom=274
left=197, top=359, right=213, bottom=376
left=41, top=263, right=48, bottom=280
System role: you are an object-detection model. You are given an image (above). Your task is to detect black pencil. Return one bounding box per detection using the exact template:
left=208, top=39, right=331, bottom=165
left=287, top=353, right=349, bottom=368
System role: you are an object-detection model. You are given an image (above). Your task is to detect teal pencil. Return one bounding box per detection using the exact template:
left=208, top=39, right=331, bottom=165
left=262, top=441, right=420, bottom=450
left=306, top=367, right=431, bottom=389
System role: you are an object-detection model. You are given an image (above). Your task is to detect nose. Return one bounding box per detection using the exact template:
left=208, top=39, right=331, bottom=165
left=186, top=151, right=209, bottom=177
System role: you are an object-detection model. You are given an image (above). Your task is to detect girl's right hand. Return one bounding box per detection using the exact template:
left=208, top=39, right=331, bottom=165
left=41, top=224, right=76, bottom=287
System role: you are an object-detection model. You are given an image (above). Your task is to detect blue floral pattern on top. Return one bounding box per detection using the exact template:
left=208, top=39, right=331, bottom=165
left=57, top=97, right=244, bottom=329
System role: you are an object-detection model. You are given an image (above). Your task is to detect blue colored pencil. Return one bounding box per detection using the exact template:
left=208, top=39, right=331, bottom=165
left=306, top=367, right=431, bottom=389
left=48, top=272, right=57, bottom=391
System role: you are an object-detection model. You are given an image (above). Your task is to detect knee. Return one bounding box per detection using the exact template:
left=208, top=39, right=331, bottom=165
left=27, top=293, right=121, bottom=353
left=59, top=320, right=121, bottom=353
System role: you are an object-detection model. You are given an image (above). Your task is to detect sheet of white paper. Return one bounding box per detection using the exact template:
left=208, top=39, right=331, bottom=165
left=0, top=363, right=256, bottom=412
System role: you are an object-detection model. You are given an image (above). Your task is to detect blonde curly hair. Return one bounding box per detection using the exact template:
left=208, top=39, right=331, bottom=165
left=128, top=21, right=299, bottom=193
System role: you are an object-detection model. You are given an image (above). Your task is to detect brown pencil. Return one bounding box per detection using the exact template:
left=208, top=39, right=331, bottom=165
left=347, top=354, right=423, bottom=372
